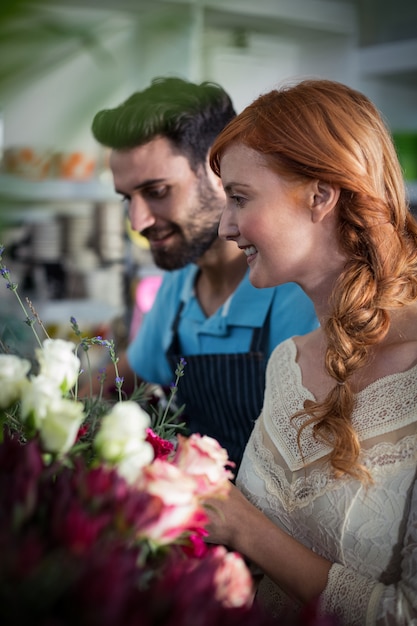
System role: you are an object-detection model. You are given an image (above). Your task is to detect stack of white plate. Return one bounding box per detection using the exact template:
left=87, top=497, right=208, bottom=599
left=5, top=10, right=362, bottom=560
left=31, top=218, right=62, bottom=262
left=62, top=205, right=93, bottom=259
left=95, top=201, right=125, bottom=262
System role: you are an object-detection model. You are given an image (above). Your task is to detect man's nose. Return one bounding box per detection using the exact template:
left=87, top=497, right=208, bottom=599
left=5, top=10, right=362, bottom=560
left=128, top=195, right=156, bottom=232
left=218, top=206, right=238, bottom=241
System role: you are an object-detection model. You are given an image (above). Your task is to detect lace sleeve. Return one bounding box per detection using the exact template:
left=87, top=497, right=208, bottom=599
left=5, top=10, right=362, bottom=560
left=320, top=478, right=417, bottom=626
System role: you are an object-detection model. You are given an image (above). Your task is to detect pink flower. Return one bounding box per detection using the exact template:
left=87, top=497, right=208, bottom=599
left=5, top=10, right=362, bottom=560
left=181, top=532, right=209, bottom=558
left=211, top=546, right=254, bottom=608
left=172, top=434, right=235, bottom=499
left=136, top=458, right=207, bottom=545
left=146, top=428, right=175, bottom=460
left=147, top=546, right=264, bottom=626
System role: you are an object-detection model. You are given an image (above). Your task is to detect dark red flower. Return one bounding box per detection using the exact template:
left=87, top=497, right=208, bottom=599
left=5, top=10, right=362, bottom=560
left=55, top=502, right=110, bottom=554
left=146, top=428, right=175, bottom=460
left=76, top=423, right=89, bottom=441
left=0, top=432, right=43, bottom=525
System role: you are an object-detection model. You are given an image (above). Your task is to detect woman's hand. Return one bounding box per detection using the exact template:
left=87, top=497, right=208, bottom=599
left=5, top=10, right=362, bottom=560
left=204, top=482, right=332, bottom=604
left=204, top=482, right=258, bottom=549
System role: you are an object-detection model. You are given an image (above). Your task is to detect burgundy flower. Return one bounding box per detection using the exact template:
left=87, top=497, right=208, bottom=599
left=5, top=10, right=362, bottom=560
left=0, top=421, right=336, bottom=626
left=54, top=502, right=110, bottom=553
left=146, top=428, right=175, bottom=460
left=0, top=432, right=43, bottom=524
left=7, top=531, right=45, bottom=580
left=76, top=423, right=89, bottom=441
left=143, top=549, right=275, bottom=626
left=73, top=542, right=146, bottom=626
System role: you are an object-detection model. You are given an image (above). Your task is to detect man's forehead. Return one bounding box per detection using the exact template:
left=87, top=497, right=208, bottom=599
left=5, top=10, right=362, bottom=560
left=110, top=140, right=197, bottom=193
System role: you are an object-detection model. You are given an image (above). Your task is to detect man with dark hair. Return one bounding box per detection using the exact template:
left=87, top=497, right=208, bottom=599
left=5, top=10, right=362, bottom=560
left=88, top=77, right=318, bottom=469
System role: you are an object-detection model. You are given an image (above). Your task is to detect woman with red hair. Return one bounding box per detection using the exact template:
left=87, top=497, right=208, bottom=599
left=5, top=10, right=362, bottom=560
left=207, top=79, right=417, bottom=625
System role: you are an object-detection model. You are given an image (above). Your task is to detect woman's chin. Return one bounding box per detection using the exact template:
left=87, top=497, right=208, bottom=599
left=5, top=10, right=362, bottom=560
left=248, top=273, right=275, bottom=290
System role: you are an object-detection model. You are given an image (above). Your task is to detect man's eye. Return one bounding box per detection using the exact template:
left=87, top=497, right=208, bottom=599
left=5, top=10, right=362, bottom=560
left=145, top=186, right=168, bottom=199
left=121, top=196, right=130, bottom=212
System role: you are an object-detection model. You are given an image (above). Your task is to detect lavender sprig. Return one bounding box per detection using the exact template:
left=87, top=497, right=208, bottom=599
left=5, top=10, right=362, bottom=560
left=0, top=245, right=44, bottom=348
left=71, top=317, right=124, bottom=403
left=153, top=357, right=187, bottom=433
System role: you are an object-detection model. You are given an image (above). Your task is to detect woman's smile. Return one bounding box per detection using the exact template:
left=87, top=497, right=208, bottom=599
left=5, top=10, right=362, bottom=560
left=240, top=245, right=258, bottom=262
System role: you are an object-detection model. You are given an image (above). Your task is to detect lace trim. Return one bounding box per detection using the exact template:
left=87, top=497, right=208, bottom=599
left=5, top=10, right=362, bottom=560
left=256, top=565, right=383, bottom=625
left=255, top=576, right=300, bottom=619
left=320, top=563, right=377, bottom=626
left=247, top=426, right=417, bottom=512
left=363, top=436, right=417, bottom=470
left=264, top=339, right=417, bottom=469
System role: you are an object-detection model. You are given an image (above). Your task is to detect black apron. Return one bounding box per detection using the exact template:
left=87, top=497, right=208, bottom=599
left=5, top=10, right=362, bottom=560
left=166, top=301, right=271, bottom=471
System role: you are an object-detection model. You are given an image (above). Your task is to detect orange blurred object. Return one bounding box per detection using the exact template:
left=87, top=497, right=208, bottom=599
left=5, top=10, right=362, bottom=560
left=54, top=151, right=96, bottom=180
left=3, top=146, right=53, bottom=179
left=2, top=147, right=96, bottom=180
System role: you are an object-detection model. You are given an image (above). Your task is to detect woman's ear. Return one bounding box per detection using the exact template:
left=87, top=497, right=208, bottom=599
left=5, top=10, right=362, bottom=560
left=310, top=180, right=341, bottom=223
left=205, top=155, right=225, bottom=191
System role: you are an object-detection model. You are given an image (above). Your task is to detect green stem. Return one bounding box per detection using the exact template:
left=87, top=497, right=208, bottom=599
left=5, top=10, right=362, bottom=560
left=10, top=288, right=43, bottom=348
left=160, top=358, right=186, bottom=429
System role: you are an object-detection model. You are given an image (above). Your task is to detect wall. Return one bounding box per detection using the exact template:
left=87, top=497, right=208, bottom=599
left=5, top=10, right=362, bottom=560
left=203, top=30, right=357, bottom=113
left=1, top=0, right=361, bottom=158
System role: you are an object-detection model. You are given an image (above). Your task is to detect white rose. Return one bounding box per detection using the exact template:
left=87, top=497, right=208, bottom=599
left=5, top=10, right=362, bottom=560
left=94, top=401, right=154, bottom=482
left=35, top=338, right=80, bottom=393
left=39, top=396, right=85, bottom=455
left=0, top=354, right=31, bottom=409
left=20, top=375, right=62, bottom=429
left=117, top=446, right=155, bottom=484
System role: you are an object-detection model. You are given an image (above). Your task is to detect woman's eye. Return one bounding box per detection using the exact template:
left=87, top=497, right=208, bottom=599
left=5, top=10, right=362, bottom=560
left=231, top=194, right=246, bottom=208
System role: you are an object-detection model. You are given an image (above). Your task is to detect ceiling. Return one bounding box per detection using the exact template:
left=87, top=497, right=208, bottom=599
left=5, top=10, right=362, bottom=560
left=7, top=0, right=415, bottom=47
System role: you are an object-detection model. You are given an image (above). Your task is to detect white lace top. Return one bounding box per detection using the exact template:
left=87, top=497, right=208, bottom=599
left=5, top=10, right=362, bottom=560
left=237, top=338, right=417, bottom=626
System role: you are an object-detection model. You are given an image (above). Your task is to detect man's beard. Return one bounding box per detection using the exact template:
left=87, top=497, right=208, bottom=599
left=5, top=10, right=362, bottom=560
left=143, top=177, right=224, bottom=271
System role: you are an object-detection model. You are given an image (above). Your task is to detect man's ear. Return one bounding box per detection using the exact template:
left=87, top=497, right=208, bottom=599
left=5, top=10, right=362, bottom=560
left=310, top=180, right=341, bottom=223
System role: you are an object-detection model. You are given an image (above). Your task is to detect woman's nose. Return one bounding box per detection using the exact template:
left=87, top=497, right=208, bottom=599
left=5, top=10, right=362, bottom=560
left=128, top=195, right=156, bottom=233
left=218, top=206, right=239, bottom=240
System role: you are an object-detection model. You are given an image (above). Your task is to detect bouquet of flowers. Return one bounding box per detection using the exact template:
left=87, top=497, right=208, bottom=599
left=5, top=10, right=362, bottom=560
left=0, top=244, right=278, bottom=626
left=0, top=245, right=336, bottom=626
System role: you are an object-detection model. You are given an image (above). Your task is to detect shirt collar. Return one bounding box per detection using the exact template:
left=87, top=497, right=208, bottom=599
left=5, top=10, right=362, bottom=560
left=180, top=266, right=274, bottom=329
left=223, top=270, right=275, bottom=326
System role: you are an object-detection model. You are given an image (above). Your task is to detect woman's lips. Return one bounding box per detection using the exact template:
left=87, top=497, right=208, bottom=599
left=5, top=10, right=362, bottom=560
left=241, top=245, right=257, bottom=263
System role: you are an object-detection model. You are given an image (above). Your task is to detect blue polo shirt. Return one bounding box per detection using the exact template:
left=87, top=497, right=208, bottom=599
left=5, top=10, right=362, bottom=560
left=127, top=264, right=318, bottom=385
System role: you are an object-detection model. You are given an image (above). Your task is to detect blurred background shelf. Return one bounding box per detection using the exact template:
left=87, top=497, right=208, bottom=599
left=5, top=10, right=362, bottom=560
left=1, top=174, right=416, bottom=208
left=0, top=0, right=416, bottom=346
left=0, top=174, right=118, bottom=203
